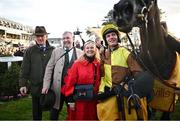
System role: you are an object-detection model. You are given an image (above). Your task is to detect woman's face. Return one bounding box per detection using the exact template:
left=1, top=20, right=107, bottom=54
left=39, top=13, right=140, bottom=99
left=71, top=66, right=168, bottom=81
left=84, top=42, right=96, bottom=57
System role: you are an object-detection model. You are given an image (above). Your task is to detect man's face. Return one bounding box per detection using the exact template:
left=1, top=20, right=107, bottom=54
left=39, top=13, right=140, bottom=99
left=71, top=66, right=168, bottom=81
left=63, top=33, right=74, bottom=49
left=35, top=35, right=47, bottom=45
left=95, top=39, right=102, bottom=47
left=105, top=32, right=118, bottom=47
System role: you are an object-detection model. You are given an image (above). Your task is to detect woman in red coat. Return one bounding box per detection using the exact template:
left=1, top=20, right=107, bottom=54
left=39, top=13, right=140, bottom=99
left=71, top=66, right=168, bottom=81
left=61, top=40, right=101, bottom=120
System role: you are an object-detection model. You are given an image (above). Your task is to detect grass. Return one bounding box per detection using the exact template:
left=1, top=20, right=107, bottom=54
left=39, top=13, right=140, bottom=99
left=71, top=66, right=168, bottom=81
left=0, top=97, right=67, bottom=120
left=0, top=97, right=180, bottom=120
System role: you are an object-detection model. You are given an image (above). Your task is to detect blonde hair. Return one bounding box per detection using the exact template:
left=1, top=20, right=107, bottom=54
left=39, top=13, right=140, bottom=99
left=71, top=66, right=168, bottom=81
left=80, top=40, right=100, bottom=61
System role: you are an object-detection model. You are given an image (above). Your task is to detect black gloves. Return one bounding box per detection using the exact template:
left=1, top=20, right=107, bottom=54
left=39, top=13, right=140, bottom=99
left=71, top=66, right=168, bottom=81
left=130, top=71, right=154, bottom=98
left=95, top=86, right=116, bottom=100
left=66, top=95, right=75, bottom=103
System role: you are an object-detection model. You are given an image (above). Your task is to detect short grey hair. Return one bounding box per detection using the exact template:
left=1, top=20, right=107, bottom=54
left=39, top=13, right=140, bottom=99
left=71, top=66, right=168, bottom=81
left=62, top=31, right=73, bottom=36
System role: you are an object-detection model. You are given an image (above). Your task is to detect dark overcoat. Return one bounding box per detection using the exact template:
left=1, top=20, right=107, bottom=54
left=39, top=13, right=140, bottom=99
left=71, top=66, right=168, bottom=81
left=19, top=43, right=54, bottom=96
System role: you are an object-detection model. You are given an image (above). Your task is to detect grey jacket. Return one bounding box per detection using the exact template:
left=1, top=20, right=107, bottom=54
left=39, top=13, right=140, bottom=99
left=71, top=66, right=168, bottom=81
left=43, top=47, right=83, bottom=109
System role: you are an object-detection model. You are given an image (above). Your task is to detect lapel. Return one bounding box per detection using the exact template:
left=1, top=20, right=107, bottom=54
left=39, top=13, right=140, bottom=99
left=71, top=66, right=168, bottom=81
left=69, top=48, right=77, bottom=67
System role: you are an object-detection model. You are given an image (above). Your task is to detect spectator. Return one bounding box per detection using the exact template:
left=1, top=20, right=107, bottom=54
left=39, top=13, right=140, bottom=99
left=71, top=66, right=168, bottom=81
left=95, top=37, right=103, bottom=50
left=19, top=26, right=54, bottom=120
left=75, top=40, right=81, bottom=49
left=42, top=31, right=83, bottom=120
left=14, top=47, right=24, bottom=57
left=62, top=40, right=101, bottom=120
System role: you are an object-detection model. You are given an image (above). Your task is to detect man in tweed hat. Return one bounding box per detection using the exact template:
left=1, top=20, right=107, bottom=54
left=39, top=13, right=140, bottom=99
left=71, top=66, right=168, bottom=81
left=19, top=26, right=54, bottom=120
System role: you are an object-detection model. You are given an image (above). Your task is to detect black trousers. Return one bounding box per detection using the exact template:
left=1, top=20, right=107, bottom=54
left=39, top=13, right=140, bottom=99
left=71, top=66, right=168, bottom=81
left=32, top=96, right=42, bottom=120
left=59, top=93, right=68, bottom=111
left=50, top=108, right=60, bottom=120
left=50, top=93, right=68, bottom=120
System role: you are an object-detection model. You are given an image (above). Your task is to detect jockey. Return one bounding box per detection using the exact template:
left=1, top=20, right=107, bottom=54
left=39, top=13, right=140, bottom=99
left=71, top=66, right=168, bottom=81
left=96, top=23, right=154, bottom=120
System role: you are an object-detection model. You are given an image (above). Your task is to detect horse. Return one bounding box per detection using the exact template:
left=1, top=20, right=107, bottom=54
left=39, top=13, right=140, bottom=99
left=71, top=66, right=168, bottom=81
left=113, top=0, right=180, bottom=119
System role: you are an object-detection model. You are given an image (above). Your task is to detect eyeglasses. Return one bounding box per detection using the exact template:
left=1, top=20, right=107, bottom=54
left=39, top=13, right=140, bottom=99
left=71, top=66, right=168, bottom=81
left=63, top=37, right=71, bottom=40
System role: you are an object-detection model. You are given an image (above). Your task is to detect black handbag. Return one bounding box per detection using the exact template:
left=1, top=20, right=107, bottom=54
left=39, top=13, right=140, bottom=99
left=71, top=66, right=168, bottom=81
left=74, top=63, right=97, bottom=100
left=74, top=84, right=94, bottom=100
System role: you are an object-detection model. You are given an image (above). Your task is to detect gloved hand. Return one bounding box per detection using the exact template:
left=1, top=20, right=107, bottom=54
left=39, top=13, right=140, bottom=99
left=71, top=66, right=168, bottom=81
left=67, top=95, right=75, bottom=103
left=112, top=85, right=124, bottom=94
left=95, top=86, right=116, bottom=100
left=67, top=95, right=75, bottom=110
left=105, top=86, right=116, bottom=95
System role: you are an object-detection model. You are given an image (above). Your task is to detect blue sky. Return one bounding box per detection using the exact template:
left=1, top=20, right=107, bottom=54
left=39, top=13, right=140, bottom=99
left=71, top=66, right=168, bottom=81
left=0, top=0, right=179, bottom=38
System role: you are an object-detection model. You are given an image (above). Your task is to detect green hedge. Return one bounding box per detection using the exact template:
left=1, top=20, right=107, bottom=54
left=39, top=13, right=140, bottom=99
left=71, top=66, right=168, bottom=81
left=0, top=62, right=20, bottom=98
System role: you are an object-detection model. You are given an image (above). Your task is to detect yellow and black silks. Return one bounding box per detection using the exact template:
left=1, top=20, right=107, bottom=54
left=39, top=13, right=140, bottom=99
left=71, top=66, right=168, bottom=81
left=97, top=96, right=148, bottom=120
left=98, top=47, right=148, bottom=120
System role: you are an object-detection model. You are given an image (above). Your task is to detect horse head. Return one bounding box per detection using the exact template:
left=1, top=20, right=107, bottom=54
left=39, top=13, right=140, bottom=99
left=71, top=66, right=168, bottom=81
left=113, top=0, right=157, bottom=33
left=114, top=1, right=180, bottom=119
left=113, top=0, right=177, bottom=80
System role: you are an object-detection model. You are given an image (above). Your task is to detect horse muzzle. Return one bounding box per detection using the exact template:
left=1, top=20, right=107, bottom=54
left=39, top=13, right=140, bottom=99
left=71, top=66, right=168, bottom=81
left=113, top=0, right=146, bottom=33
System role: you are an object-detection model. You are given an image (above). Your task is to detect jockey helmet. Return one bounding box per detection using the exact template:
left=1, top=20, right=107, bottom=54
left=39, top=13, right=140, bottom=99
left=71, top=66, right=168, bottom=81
left=101, top=23, right=121, bottom=46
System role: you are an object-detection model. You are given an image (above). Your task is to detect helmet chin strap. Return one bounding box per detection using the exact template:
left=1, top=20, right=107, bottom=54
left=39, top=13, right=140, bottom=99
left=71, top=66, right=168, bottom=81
left=109, top=43, right=119, bottom=52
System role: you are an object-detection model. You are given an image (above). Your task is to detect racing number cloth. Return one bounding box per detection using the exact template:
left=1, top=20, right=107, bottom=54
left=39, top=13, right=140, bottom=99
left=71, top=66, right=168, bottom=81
left=149, top=52, right=180, bottom=112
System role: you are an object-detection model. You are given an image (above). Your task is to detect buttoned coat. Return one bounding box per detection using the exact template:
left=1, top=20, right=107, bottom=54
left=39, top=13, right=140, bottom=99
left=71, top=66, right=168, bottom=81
left=19, top=43, right=54, bottom=96
left=43, top=47, right=83, bottom=109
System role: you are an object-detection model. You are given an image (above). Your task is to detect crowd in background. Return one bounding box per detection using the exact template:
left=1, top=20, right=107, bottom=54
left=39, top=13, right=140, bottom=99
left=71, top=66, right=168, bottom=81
left=0, top=46, right=24, bottom=57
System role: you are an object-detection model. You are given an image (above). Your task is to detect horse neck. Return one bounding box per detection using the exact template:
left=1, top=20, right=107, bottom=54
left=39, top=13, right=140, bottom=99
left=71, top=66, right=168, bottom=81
left=140, top=7, right=167, bottom=61
left=139, top=5, right=176, bottom=79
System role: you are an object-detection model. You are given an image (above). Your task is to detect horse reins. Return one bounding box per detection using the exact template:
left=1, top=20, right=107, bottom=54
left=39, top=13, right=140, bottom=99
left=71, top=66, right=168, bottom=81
left=126, top=1, right=180, bottom=91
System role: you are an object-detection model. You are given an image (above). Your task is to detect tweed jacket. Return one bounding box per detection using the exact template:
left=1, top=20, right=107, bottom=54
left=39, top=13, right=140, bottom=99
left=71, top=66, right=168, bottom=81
left=43, top=47, right=83, bottom=109
left=19, top=43, right=54, bottom=96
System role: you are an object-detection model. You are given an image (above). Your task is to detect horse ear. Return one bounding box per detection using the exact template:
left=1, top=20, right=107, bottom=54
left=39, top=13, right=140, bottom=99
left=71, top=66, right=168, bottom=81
left=147, top=0, right=157, bottom=5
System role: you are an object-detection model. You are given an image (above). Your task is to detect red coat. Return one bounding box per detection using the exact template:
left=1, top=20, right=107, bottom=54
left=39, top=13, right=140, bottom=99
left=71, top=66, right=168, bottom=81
left=61, top=58, right=100, bottom=120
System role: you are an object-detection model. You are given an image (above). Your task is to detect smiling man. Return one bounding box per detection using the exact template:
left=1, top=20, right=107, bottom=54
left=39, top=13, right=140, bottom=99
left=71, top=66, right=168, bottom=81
left=19, top=26, right=54, bottom=120
left=96, top=23, right=150, bottom=120
left=42, top=31, right=83, bottom=120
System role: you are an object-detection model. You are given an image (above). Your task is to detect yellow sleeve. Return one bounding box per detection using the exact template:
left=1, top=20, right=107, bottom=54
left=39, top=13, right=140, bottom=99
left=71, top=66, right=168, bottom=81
left=99, top=77, right=105, bottom=93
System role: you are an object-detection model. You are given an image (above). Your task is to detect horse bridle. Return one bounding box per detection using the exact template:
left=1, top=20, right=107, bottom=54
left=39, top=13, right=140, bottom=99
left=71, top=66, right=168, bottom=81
left=126, top=0, right=180, bottom=91
left=126, top=0, right=166, bottom=81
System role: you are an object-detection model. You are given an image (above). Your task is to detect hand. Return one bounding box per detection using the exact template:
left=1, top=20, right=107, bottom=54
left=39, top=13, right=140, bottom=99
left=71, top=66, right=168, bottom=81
left=20, top=86, right=27, bottom=96
left=41, top=87, right=49, bottom=94
left=99, top=46, right=105, bottom=54
left=67, top=95, right=74, bottom=103
left=95, top=93, right=108, bottom=100
left=68, top=102, right=75, bottom=111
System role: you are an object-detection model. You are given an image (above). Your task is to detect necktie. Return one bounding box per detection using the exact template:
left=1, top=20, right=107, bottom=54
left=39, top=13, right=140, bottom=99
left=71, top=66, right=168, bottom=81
left=62, top=49, right=70, bottom=83
left=64, top=49, right=69, bottom=66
